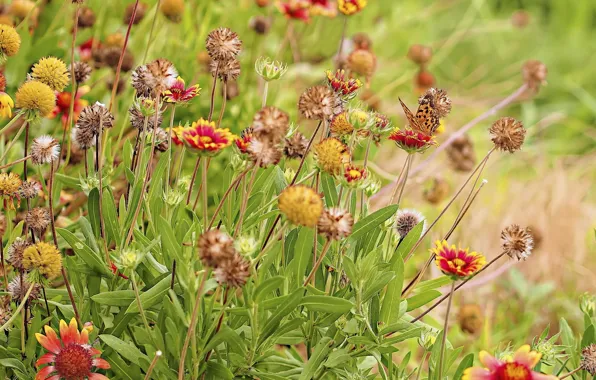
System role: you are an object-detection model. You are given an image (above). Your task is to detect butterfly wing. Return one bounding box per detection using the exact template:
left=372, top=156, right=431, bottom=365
left=399, top=98, right=423, bottom=132
left=416, top=102, right=440, bottom=135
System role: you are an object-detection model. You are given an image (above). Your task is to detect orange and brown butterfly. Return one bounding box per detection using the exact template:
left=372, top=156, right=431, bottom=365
left=398, top=97, right=440, bottom=136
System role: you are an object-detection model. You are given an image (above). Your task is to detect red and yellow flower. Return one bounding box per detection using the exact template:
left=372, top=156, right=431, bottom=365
left=78, top=38, right=99, bottom=62
left=181, top=118, right=237, bottom=156
left=169, top=125, right=186, bottom=146
left=463, top=345, right=558, bottom=380
left=277, top=0, right=311, bottom=22
left=432, top=240, right=485, bottom=278
left=163, top=76, right=201, bottom=104
left=310, top=0, right=337, bottom=17
left=0, top=91, right=14, bottom=119
left=343, top=164, right=367, bottom=183
left=35, top=318, right=110, bottom=380
left=235, top=128, right=252, bottom=154
left=389, top=128, right=435, bottom=153
left=338, top=0, right=367, bottom=15
left=326, top=69, right=362, bottom=99
left=50, top=86, right=90, bottom=127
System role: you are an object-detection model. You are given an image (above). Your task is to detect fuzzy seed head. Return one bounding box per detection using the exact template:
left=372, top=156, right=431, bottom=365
left=457, top=304, right=483, bottom=335
left=284, top=132, right=308, bottom=160
left=252, top=106, right=289, bottom=142
left=407, top=44, right=432, bottom=65
left=25, top=207, right=51, bottom=234
left=23, top=242, right=62, bottom=281
left=446, top=134, right=476, bottom=172
left=206, top=27, right=242, bottom=62
left=298, top=85, right=342, bottom=120
left=31, top=135, right=60, bottom=164
left=77, top=101, right=114, bottom=135
left=31, top=57, right=70, bottom=92
left=124, top=2, right=147, bottom=25
left=522, top=60, right=547, bottom=90
left=8, top=276, right=41, bottom=302
left=160, top=0, right=185, bottom=22
left=210, top=57, right=241, bottom=82
left=489, top=117, right=526, bottom=153
left=198, top=230, right=236, bottom=268
left=0, top=24, right=21, bottom=59
left=501, top=224, right=534, bottom=261
left=214, top=253, right=251, bottom=288
left=77, top=6, right=96, bottom=28
left=248, top=137, right=282, bottom=168
left=70, top=61, right=92, bottom=84
left=278, top=185, right=323, bottom=227
left=317, top=208, right=354, bottom=240
left=129, top=98, right=164, bottom=131
left=395, top=209, right=426, bottom=238
left=18, top=180, right=41, bottom=199
left=249, top=15, right=271, bottom=34
left=7, top=238, right=31, bottom=270
left=581, top=344, right=596, bottom=375
left=15, top=80, right=56, bottom=118
left=347, top=49, right=376, bottom=78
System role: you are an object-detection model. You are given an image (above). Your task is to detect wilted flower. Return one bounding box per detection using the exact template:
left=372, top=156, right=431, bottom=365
left=423, top=176, right=450, bottom=205
left=129, top=97, right=164, bottom=131
left=124, top=2, right=148, bottom=25
left=278, top=185, right=323, bottom=227
left=154, top=128, right=170, bottom=152
left=326, top=69, right=362, bottom=99
left=330, top=112, right=354, bottom=136
left=182, top=118, right=237, bottom=156
left=255, top=57, right=288, bottom=81
left=132, top=58, right=178, bottom=98
left=407, top=44, right=432, bottom=65
left=338, top=0, right=367, bottom=15
left=284, top=132, right=308, bottom=159
left=317, top=208, right=354, bottom=240
left=18, top=180, right=41, bottom=199
left=77, top=6, right=96, bottom=28
left=210, top=57, right=241, bottom=82
left=0, top=172, right=22, bottom=199
left=25, top=207, right=51, bottom=235
left=415, top=69, right=436, bottom=92
left=214, top=253, right=250, bottom=288
left=77, top=101, right=114, bottom=136
left=252, top=106, right=290, bottom=142
left=0, top=91, right=14, bottom=118
left=206, top=27, right=242, bottom=61
left=160, top=0, right=185, bottom=22
left=0, top=24, right=21, bottom=63
left=247, top=137, right=282, bottom=167
left=458, top=304, right=483, bottom=335
left=249, top=15, right=271, bottom=34
left=198, top=229, right=236, bottom=268
left=389, top=128, right=435, bottom=153
left=8, top=277, right=41, bottom=302
left=522, top=60, right=547, bottom=91
left=489, top=117, right=526, bottom=153
left=314, top=137, right=350, bottom=175
left=347, top=49, right=376, bottom=79
left=15, top=80, right=56, bottom=120
left=433, top=240, right=485, bottom=279
left=35, top=318, right=110, bottom=380
left=23, top=242, right=62, bottom=282
left=31, top=57, right=70, bottom=92
left=163, top=76, right=201, bottom=104
left=31, top=135, right=60, bottom=164
left=298, top=85, right=342, bottom=120
left=7, top=238, right=30, bottom=270
left=395, top=209, right=426, bottom=238
left=446, top=134, right=476, bottom=172
left=463, top=345, right=557, bottom=380
left=581, top=344, right=596, bottom=375
left=70, top=61, right=92, bottom=84
left=501, top=224, right=534, bottom=261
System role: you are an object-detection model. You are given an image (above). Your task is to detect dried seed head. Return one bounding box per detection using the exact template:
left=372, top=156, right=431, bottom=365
left=284, top=132, right=308, bottom=160
left=249, top=15, right=271, bottom=34
left=129, top=98, right=163, bottom=131
left=407, top=44, right=432, bottom=65
left=124, top=2, right=147, bottom=25
left=347, top=49, right=376, bottom=78
left=210, top=57, right=241, bottom=82
left=19, top=180, right=41, bottom=199
left=419, top=88, right=452, bottom=118
left=298, top=85, right=343, bottom=120
left=352, top=32, right=372, bottom=50
left=31, top=135, right=60, bottom=164
left=395, top=209, right=426, bottom=238
left=7, top=238, right=31, bottom=270
left=0, top=172, right=22, bottom=197
left=582, top=344, right=596, bottom=375
left=72, top=123, right=96, bottom=149
left=415, top=69, right=435, bottom=92
left=103, top=47, right=135, bottom=72
left=522, top=60, right=547, bottom=90
left=457, top=304, right=483, bottom=335
left=154, top=128, right=169, bottom=152
left=8, top=277, right=41, bottom=302
left=314, top=137, right=350, bottom=175
left=131, top=58, right=177, bottom=98
left=278, top=185, right=323, bottom=227
left=198, top=230, right=236, bottom=268
left=446, top=134, right=476, bottom=172
left=252, top=106, right=289, bottom=142
left=70, top=61, right=92, bottom=84
left=160, top=0, right=185, bottom=23
left=317, top=208, right=354, bottom=240
left=489, top=117, right=526, bottom=153
left=77, top=101, right=114, bottom=136
left=423, top=176, right=450, bottom=205
left=77, top=6, right=96, bottom=28
left=25, top=207, right=51, bottom=234
left=214, top=253, right=250, bottom=288
left=501, top=224, right=534, bottom=261
left=248, top=137, right=282, bottom=168
left=206, top=27, right=242, bottom=62
left=511, top=10, right=531, bottom=29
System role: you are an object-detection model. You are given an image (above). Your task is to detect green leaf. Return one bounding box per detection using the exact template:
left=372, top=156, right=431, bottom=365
left=416, top=276, right=451, bottom=294
left=321, top=173, right=338, bottom=206
left=582, top=324, right=595, bottom=348
left=57, top=228, right=111, bottom=277
left=301, top=295, right=354, bottom=314
left=288, top=228, right=314, bottom=287
left=383, top=327, right=422, bottom=345
left=125, top=275, right=173, bottom=314
left=203, top=326, right=246, bottom=355
left=363, top=271, right=395, bottom=303
left=299, top=337, right=332, bottom=380
left=453, top=353, right=474, bottom=380
left=91, top=290, right=136, bottom=306
left=205, top=361, right=234, bottom=380
left=391, top=222, right=424, bottom=264
left=0, top=358, right=27, bottom=374
left=87, top=188, right=101, bottom=238
left=99, top=335, right=149, bottom=366
left=406, top=290, right=442, bottom=311
left=254, top=276, right=285, bottom=302
left=380, top=255, right=405, bottom=324
left=102, top=188, right=121, bottom=245
left=324, top=348, right=352, bottom=368
left=349, top=205, right=398, bottom=242
left=260, top=289, right=304, bottom=345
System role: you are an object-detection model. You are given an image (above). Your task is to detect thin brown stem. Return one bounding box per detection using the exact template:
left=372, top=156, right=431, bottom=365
left=559, top=367, right=583, bottom=379
left=208, top=65, right=219, bottom=122
left=144, top=350, right=162, bottom=380
left=0, top=155, right=31, bottom=170
left=202, top=158, right=210, bottom=232
left=437, top=281, right=456, bottom=379
left=388, top=154, right=411, bottom=205
left=303, top=240, right=331, bottom=287
left=142, top=0, right=161, bottom=63
left=234, top=158, right=261, bottom=237
left=217, top=80, right=227, bottom=128
left=207, top=165, right=253, bottom=230
left=186, top=157, right=201, bottom=205
left=0, top=239, right=7, bottom=289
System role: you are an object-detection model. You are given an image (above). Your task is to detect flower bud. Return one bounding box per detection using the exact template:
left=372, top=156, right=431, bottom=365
left=255, top=57, right=287, bottom=82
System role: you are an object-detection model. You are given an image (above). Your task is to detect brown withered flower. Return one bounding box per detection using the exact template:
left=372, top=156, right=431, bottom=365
left=206, top=27, right=242, bottom=62
left=419, top=88, right=452, bottom=118
left=129, top=99, right=164, bottom=131
left=25, top=207, right=51, bottom=235
left=8, top=277, right=41, bottom=302
left=581, top=344, right=596, bottom=375
left=78, top=102, right=114, bottom=134
left=103, top=47, right=135, bottom=72
left=249, top=15, right=271, bottom=35
left=131, top=59, right=178, bottom=98
left=154, top=128, right=169, bottom=152
left=70, top=61, right=92, bottom=84
left=489, top=117, right=526, bottom=153
left=18, top=180, right=41, bottom=199
left=214, top=253, right=250, bottom=288
left=198, top=230, right=235, bottom=268
left=298, top=85, right=342, bottom=120
left=423, top=176, right=450, bottom=205
left=160, top=0, right=185, bottom=23
left=407, top=44, right=433, bottom=65
left=77, top=6, right=96, bottom=28
left=317, top=208, right=354, bottom=240
left=501, top=224, right=534, bottom=261
left=124, top=2, right=147, bottom=25
left=210, top=57, right=241, bottom=82
left=248, top=137, right=282, bottom=168
left=446, top=134, right=476, bottom=172
left=352, top=33, right=372, bottom=50
left=7, top=238, right=31, bottom=270
left=252, top=106, right=289, bottom=142
left=522, top=60, right=547, bottom=90
left=31, top=136, right=60, bottom=164
left=284, top=132, right=308, bottom=159
left=347, top=49, right=376, bottom=79
left=458, top=304, right=483, bottom=335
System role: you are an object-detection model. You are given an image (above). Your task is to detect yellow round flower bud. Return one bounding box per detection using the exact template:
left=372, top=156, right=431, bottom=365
left=15, top=80, right=56, bottom=118
left=278, top=185, right=323, bottom=227
left=160, top=0, right=185, bottom=23
left=348, top=49, right=376, bottom=79
left=31, top=56, right=70, bottom=92
left=23, top=242, right=62, bottom=281
left=0, top=24, right=21, bottom=61
left=314, top=137, right=350, bottom=175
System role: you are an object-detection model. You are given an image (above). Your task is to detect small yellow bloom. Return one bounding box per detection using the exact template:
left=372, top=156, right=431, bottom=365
left=330, top=112, right=354, bottom=136
left=0, top=92, right=14, bottom=118
left=15, top=80, right=56, bottom=119
left=278, top=185, right=323, bottom=227
left=23, top=242, right=62, bottom=281
left=31, top=57, right=70, bottom=92
left=338, top=0, right=367, bottom=16
left=314, top=137, right=350, bottom=175
left=0, top=24, right=21, bottom=61
left=0, top=172, right=22, bottom=196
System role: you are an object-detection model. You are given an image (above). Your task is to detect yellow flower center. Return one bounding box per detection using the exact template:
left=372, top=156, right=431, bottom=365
left=200, top=136, right=213, bottom=144
left=452, top=258, right=466, bottom=268
left=349, top=170, right=361, bottom=179
left=500, top=362, right=531, bottom=380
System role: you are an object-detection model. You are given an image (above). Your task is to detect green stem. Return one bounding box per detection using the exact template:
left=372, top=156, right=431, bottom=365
left=261, top=81, right=269, bottom=108
left=0, top=283, right=34, bottom=332
left=438, top=281, right=456, bottom=379
left=165, top=105, right=177, bottom=193
left=131, top=272, right=154, bottom=343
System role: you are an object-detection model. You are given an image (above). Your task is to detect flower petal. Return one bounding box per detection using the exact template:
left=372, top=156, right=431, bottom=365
left=35, top=332, right=61, bottom=354
left=92, top=358, right=111, bottom=369
left=89, top=374, right=110, bottom=380
left=513, top=345, right=541, bottom=367
left=462, top=367, right=492, bottom=380
left=35, top=365, right=56, bottom=380
left=479, top=350, right=501, bottom=371
left=531, top=372, right=558, bottom=380
left=35, top=353, right=56, bottom=366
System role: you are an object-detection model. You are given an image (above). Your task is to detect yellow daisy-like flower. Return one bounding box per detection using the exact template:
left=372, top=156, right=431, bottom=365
left=278, top=185, right=323, bottom=227
left=181, top=118, right=237, bottom=156
left=314, top=137, right=350, bottom=175
left=0, top=172, right=22, bottom=196
left=330, top=112, right=354, bottom=136
left=0, top=92, right=14, bottom=118
left=23, top=241, right=62, bottom=281
left=338, top=0, right=367, bottom=16
left=15, top=80, right=56, bottom=119
left=31, top=57, right=70, bottom=92
left=0, top=24, right=21, bottom=62
left=432, top=240, right=486, bottom=279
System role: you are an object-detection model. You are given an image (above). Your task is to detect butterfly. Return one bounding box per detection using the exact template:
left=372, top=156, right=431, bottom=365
left=398, top=97, right=440, bottom=136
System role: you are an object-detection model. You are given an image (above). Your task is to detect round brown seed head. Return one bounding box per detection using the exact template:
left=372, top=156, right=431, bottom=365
left=457, top=304, right=483, bottom=335
left=124, top=2, right=147, bottom=25
left=206, top=27, right=242, bottom=62
left=210, top=57, right=241, bottom=82
left=249, top=15, right=271, bottom=35
left=77, top=6, right=96, bottom=28
left=489, top=117, right=526, bottom=153
left=7, top=238, right=31, bottom=270
left=581, top=344, right=596, bottom=375
left=103, top=47, right=135, bottom=72
left=298, top=85, right=343, bottom=120
left=25, top=207, right=51, bottom=234
left=407, top=44, right=432, bottom=65
left=317, top=208, right=354, bottom=240
left=70, top=61, right=92, bottom=84
left=284, top=132, right=308, bottom=160
left=252, top=106, right=289, bottom=142
left=248, top=137, right=282, bottom=168
left=522, top=60, right=547, bottom=90
left=446, top=134, right=476, bottom=172
left=198, top=230, right=236, bottom=268
left=214, top=253, right=250, bottom=288
left=160, top=0, right=185, bottom=23
left=18, top=180, right=41, bottom=199
left=8, top=276, right=41, bottom=302
left=501, top=224, right=534, bottom=261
